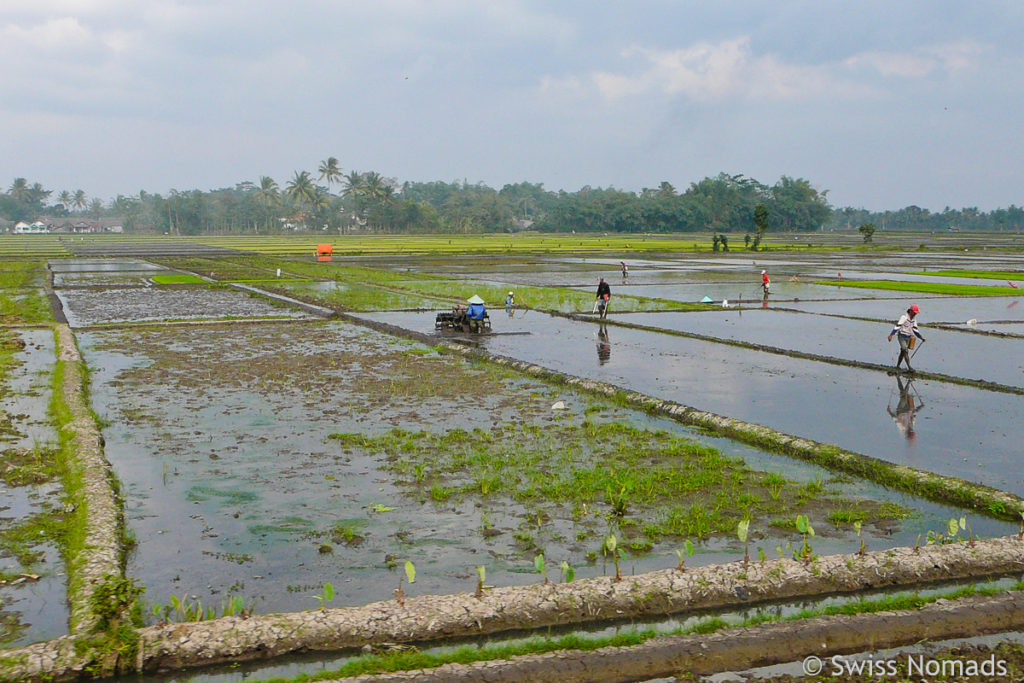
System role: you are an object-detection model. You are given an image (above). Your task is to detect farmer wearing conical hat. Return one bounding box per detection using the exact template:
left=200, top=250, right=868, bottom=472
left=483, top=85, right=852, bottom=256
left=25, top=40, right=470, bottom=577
left=467, top=294, right=487, bottom=332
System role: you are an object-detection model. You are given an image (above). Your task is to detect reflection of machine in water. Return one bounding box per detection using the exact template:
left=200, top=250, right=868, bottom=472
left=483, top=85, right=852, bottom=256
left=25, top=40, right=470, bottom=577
left=887, top=375, right=925, bottom=440
left=596, top=324, right=611, bottom=365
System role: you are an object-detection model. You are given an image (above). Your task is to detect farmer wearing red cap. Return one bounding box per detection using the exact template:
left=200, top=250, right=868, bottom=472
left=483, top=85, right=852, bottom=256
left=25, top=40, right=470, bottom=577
left=888, top=304, right=926, bottom=373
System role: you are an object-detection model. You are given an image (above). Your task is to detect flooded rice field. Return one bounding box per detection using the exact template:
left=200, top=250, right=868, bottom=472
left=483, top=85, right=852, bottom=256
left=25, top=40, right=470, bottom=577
left=359, top=310, right=1024, bottom=496
left=575, top=282, right=924, bottom=302
left=75, top=319, right=999, bottom=619
left=615, top=309, right=1024, bottom=388
left=781, top=295, right=1024, bottom=323
left=8, top=247, right=1024, bottom=673
left=0, top=329, right=67, bottom=647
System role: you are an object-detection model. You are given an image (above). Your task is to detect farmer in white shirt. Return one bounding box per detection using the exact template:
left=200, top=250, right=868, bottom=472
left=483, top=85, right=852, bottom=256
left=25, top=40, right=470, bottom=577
left=888, top=304, right=926, bottom=373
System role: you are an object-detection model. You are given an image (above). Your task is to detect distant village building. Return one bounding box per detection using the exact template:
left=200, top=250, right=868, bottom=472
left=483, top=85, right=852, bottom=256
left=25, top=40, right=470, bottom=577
left=13, top=221, right=49, bottom=234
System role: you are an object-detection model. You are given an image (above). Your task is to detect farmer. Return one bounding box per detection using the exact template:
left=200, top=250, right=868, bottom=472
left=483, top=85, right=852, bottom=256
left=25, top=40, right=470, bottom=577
left=467, top=294, right=487, bottom=333
left=505, top=290, right=515, bottom=315
left=761, top=270, right=770, bottom=297
left=888, top=304, right=926, bottom=372
left=620, top=261, right=628, bottom=278
left=595, top=278, right=611, bottom=319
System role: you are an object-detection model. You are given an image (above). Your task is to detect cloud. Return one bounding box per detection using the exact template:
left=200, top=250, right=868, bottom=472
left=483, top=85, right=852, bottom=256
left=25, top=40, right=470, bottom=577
left=587, top=37, right=871, bottom=103
left=845, top=41, right=985, bottom=78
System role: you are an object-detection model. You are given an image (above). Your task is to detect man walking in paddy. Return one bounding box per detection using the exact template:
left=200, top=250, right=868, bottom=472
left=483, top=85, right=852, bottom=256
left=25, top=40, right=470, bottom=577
left=888, top=304, right=926, bottom=373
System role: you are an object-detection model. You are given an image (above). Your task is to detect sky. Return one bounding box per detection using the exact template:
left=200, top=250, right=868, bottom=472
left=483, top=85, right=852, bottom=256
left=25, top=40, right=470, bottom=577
left=2, top=1, right=1022, bottom=212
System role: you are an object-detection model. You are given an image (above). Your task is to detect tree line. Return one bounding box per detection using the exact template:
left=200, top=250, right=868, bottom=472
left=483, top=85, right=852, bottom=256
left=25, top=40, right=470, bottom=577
left=2, top=163, right=1020, bottom=235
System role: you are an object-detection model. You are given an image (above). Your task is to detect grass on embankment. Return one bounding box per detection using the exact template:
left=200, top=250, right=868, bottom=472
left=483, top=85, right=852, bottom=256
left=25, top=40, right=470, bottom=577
left=150, top=273, right=206, bottom=285
left=814, top=279, right=1023, bottom=296
left=911, top=269, right=1024, bottom=281
left=247, top=580, right=1024, bottom=683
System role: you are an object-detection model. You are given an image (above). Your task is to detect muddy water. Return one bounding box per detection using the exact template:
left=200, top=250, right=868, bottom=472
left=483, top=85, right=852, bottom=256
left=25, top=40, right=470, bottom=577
left=0, top=329, right=68, bottom=647
left=616, top=309, right=1024, bottom=388
left=782, top=296, right=1024, bottom=324
left=55, top=287, right=312, bottom=327
left=49, top=259, right=165, bottom=273
left=575, top=283, right=923, bottom=302
left=73, top=320, right=995, bottom=620
left=359, top=311, right=1024, bottom=497
left=806, top=269, right=1024, bottom=287
left=53, top=272, right=159, bottom=287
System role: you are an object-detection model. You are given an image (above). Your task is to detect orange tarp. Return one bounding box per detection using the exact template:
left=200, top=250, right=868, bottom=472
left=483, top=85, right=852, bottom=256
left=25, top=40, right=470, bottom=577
left=317, top=243, right=333, bottom=255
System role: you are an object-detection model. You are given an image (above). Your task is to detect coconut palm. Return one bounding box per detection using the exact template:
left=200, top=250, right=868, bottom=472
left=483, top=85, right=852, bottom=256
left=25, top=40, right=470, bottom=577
left=254, top=176, right=281, bottom=233
left=72, top=190, right=87, bottom=212
left=341, top=171, right=365, bottom=199
left=8, top=178, right=29, bottom=201
left=285, top=171, right=317, bottom=205
left=58, top=190, right=73, bottom=208
left=318, top=157, right=342, bottom=193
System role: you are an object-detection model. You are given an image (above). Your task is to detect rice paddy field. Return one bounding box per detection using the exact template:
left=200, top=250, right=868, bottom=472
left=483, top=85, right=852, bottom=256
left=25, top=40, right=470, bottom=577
left=1, top=231, right=1023, bottom=681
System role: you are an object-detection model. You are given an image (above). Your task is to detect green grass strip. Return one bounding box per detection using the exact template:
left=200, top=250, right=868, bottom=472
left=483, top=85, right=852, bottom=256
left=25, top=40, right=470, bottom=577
left=150, top=274, right=206, bottom=285
left=814, top=279, right=1022, bottom=296
left=910, top=269, right=1024, bottom=281
left=248, top=580, right=1024, bottom=682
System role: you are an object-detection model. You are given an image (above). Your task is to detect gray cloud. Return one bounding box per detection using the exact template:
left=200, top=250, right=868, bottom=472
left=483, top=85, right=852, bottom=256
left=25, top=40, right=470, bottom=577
left=2, top=1, right=1022, bottom=210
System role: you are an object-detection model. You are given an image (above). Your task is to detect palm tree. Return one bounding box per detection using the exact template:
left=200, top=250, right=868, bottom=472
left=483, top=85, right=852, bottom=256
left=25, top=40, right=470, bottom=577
left=318, top=157, right=342, bottom=193
left=341, top=171, right=365, bottom=200
left=285, top=171, right=316, bottom=205
left=254, top=176, right=281, bottom=232
left=58, top=190, right=73, bottom=208
left=8, top=178, right=29, bottom=201
left=88, top=198, right=104, bottom=229
left=72, top=190, right=87, bottom=212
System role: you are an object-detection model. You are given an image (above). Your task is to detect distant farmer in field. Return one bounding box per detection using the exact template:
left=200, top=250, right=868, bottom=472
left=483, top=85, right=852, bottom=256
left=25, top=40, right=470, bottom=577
left=505, top=291, right=515, bottom=315
left=595, top=278, right=611, bottom=319
left=888, top=304, right=925, bottom=373
left=761, top=270, right=770, bottom=298
left=467, top=294, right=487, bottom=332
left=620, top=261, right=628, bottom=278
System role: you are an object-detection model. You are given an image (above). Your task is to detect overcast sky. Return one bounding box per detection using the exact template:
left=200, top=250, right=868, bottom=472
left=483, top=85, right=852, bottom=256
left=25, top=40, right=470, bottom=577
left=2, top=1, right=1022, bottom=211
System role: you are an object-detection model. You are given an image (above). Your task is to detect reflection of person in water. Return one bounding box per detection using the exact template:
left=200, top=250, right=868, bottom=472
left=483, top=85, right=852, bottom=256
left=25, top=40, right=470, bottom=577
left=887, top=375, right=924, bottom=440
left=596, top=324, right=611, bottom=365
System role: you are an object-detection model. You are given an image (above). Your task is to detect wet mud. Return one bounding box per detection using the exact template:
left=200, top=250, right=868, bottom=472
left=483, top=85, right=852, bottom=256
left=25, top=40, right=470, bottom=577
left=55, top=287, right=311, bottom=327
left=0, top=329, right=68, bottom=648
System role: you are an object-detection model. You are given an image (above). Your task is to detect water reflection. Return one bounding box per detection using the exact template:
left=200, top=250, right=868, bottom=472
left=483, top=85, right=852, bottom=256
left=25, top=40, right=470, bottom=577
left=596, top=324, right=611, bottom=365
left=887, top=375, right=925, bottom=441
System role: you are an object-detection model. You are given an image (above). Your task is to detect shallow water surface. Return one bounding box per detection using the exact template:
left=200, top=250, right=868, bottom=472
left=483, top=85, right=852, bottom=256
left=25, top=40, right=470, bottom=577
left=359, top=311, right=1024, bottom=496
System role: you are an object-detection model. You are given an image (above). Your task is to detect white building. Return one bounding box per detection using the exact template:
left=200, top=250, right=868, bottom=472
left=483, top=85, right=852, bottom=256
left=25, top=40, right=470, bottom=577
left=13, top=221, right=49, bottom=234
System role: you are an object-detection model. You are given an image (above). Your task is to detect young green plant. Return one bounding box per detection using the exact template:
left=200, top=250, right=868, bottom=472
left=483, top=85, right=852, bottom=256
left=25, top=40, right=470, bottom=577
left=534, top=553, right=549, bottom=584
left=475, top=565, right=488, bottom=598
left=795, top=515, right=814, bottom=565
left=313, top=582, right=334, bottom=611
left=737, top=519, right=750, bottom=568
left=395, top=560, right=415, bottom=606
left=675, top=539, right=695, bottom=572
left=603, top=533, right=622, bottom=581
